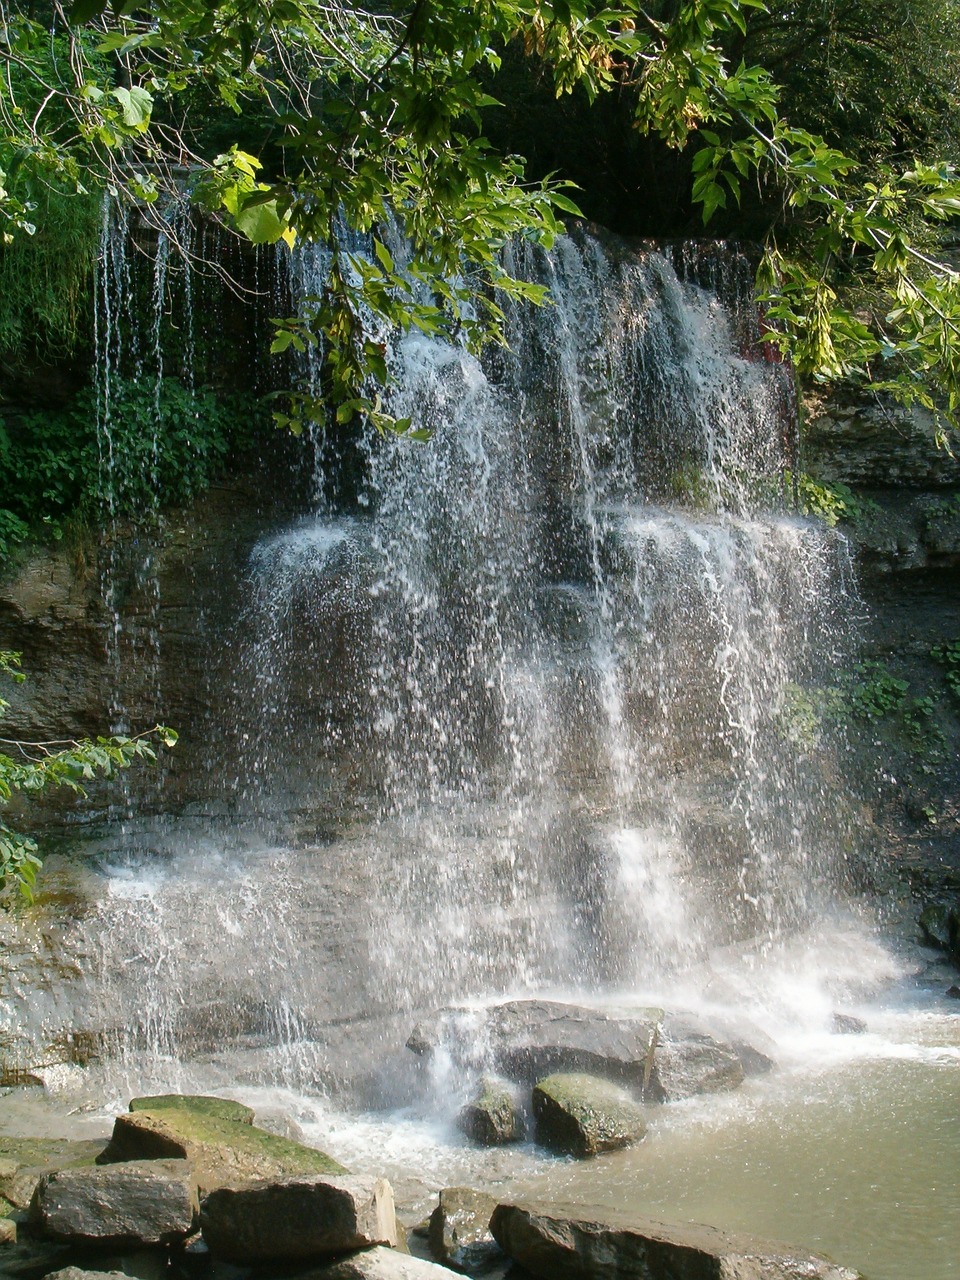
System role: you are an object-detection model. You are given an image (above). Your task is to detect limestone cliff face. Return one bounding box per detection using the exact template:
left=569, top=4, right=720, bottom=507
left=0, top=485, right=276, bottom=824
left=1, top=394, right=958, bottom=849
left=802, top=390, right=960, bottom=907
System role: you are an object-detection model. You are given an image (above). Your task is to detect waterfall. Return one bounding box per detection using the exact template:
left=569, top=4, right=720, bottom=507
left=232, top=227, right=860, bottom=1018
left=2, top=224, right=873, bottom=1095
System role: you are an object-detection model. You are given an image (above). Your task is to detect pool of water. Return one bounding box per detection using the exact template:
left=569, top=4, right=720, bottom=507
left=254, top=1005, right=959, bottom=1280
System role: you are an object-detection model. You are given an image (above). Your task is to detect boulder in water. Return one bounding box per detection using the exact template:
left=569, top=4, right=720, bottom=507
left=408, top=1001, right=661, bottom=1090
left=428, top=1187, right=501, bottom=1272
left=97, top=1107, right=346, bottom=1195
left=489, top=1203, right=865, bottom=1280
left=29, top=1159, right=198, bottom=1247
left=199, top=1173, right=397, bottom=1264
left=646, top=1015, right=745, bottom=1102
left=532, top=1074, right=646, bottom=1157
left=831, top=1013, right=867, bottom=1035
left=457, top=1080, right=525, bottom=1146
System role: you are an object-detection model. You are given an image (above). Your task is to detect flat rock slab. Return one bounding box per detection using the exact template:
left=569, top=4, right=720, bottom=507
left=428, top=1187, right=501, bottom=1272
left=408, top=1002, right=661, bottom=1089
left=301, top=1244, right=464, bottom=1280
left=532, top=1074, right=646, bottom=1158
left=200, top=1174, right=397, bottom=1264
left=129, top=1094, right=255, bottom=1124
left=29, top=1158, right=198, bottom=1247
left=0, top=1138, right=107, bottom=1212
left=489, top=1204, right=864, bottom=1280
left=97, top=1106, right=345, bottom=1195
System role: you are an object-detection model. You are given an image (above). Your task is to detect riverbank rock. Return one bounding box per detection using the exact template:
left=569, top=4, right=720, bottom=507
left=303, top=1244, right=465, bottom=1279
left=428, top=1187, right=501, bottom=1272
left=129, top=1094, right=255, bottom=1125
left=489, top=1203, right=864, bottom=1280
left=532, top=1074, right=646, bottom=1158
left=199, top=1173, right=397, bottom=1264
left=0, top=1216, right=15, bottom=1244
left=457, top=1080, right=525, bottom=1146
left=29, top=1159, right=198, bottom=1247
left=0, top=1138, right=108, bottom=1213
left=96, top=1106, right=345, bottom=1194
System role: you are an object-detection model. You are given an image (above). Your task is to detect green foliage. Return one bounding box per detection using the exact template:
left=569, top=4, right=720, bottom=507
left=781, top=658, right=952, bottom=758
left=840, top=662, right=909, bottom=722
left=0, top=0, right=958, bottom=436
left=741, top=0, right=960, bottom=167
left=0, top=651, right=177, bottom=900
left=0, top=188, right=101, bottom=365
left=794, top=476, right=869, bottom=527
left=931, top=640, right=960, bottom=702
left=0, top=378, right=257, bottom=558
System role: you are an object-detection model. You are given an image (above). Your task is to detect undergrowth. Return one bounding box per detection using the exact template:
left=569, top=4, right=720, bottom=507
left=0, top=378, right=263, bottom=563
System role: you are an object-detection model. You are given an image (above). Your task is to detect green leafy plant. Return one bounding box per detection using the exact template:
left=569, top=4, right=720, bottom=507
left=839, top=661, right=909, bottom=721
left=931, top=640, right=960, bottom=702
left=0, top=378, right=260, bottom=562
left=781, top=653, right=954, bottom=760
left=0, top=651, right=177, bottom=901
left=794, top=475, right=878, bottom=527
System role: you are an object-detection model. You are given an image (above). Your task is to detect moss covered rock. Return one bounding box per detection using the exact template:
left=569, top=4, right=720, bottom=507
left=457, top=1080, right=524, bottom=1147
left=129, top=1094, right=254, bottom=1125
left=532, top=1074, right=645, bottom=1158
left=97, top=1108, right=346, bottom=1195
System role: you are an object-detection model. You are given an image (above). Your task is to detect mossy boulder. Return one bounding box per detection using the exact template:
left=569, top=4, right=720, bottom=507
left=97, top=1107, right=346, bottom=1195
left=532, top=1074, right=645, bottom=1158
left=129, top=1094, right=254, bottom=1125
left=457, top=1080, right=524, bottom=1147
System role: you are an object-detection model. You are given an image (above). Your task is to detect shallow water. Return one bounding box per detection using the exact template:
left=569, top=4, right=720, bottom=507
left=290, top=1005, right=960, bottom=1280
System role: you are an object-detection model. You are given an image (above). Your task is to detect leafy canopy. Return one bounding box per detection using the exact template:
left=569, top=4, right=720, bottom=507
left=0, top=0, right=959, bottom=431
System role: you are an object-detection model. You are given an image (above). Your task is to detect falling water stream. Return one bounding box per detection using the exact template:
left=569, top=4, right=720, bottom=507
left=1, top=226, right=957, bottom=1280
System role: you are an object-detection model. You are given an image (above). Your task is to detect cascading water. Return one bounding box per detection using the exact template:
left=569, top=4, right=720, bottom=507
left=4, top=226, right=957, bottom=1280
left=230, top=228, right=861, bottom=1011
